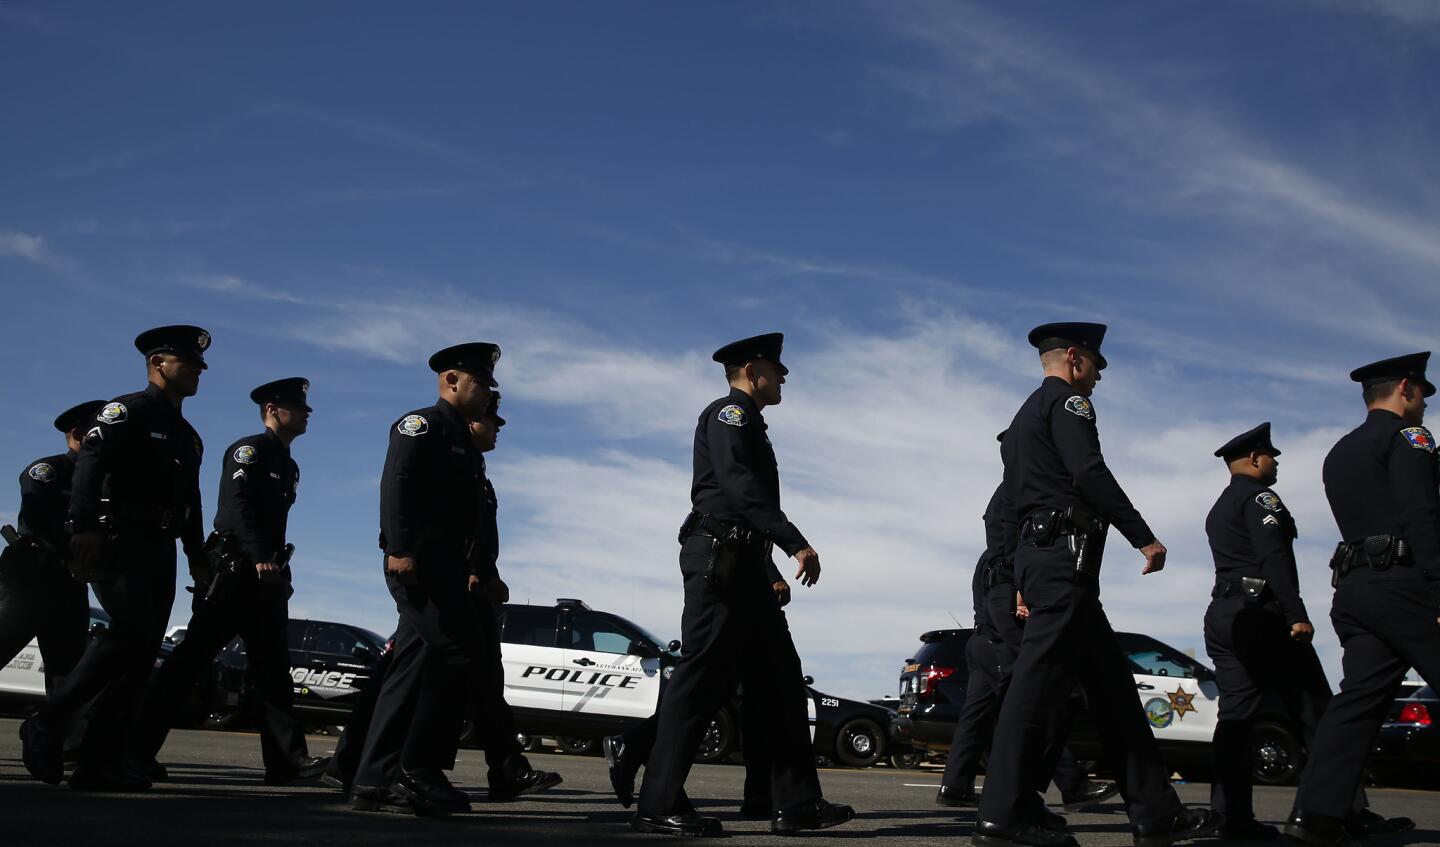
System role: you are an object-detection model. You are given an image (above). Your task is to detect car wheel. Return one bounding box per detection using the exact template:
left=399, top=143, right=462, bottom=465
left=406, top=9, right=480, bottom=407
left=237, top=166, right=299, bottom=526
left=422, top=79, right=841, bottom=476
left=695, top=708, right=736, bottom=763
left=1251, top=720, right=1303, bottom=786
left=834, top=718, right=884, bottom=768
left=556, top=736, right=600, bottom=756
left=888, top=751, right=924, bottom=769
left=516, top=733, right=542, bottom=752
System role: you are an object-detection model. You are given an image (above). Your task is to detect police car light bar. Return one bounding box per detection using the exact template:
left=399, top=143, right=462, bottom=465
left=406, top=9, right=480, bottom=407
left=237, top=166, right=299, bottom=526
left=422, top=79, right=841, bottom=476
left=555, top=598, right=591, bottom=610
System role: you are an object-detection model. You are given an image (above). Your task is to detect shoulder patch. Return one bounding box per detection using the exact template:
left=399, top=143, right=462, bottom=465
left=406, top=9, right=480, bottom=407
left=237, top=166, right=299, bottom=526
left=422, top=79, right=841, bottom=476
left=97, top=402, right=127, bottom=425
left=27, top=462, right=55, bottom=482
left=1255, top=491, right=1284, bottom=512
left=717, top=404, right=747, bottom=427
left=1063, top=395, right=1094, bottom=420
left=1401, top=426, right=1435, bottom=453
left=398, top=414, right=429, bottom=437
left=233, top=445, right=257, bottom=465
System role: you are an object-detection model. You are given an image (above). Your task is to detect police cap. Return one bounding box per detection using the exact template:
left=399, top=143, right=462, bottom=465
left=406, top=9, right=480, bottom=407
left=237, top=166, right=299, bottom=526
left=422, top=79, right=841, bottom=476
left=1214, top=421, right=1280, bottom=461
left=1027, top=322, right=1108, bottom=371
left=134, top=325, right=211, bottom=369
left=428, top=342, right=501, bottom=387
left=53, top=400, right=108, bottom=433
left=1349, top=351, right=1435, bottom=398
left=250, top=377, right=312, bottom=412
left=712, top=333, right=787, bottom=376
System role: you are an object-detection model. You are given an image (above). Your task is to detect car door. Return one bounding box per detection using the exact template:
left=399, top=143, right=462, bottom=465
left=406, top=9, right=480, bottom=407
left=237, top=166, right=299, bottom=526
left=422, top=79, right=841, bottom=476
left=293, top=621, right=372, bottom=710
left=560, top=610, right=663, bottom=719
left=498, top=604, right=565, bottom=713
left=1122, top=634, right=1220, bottom=744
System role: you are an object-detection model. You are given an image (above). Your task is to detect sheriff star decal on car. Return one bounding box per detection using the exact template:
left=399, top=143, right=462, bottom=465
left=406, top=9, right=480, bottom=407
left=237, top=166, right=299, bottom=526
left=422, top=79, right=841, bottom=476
left=1168, top=686, right=1197, bottom=720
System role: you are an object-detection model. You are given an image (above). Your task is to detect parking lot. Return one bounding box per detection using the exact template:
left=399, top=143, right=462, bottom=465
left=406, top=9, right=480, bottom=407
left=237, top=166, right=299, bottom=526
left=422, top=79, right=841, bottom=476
left=2, top=718, right=1438, bottom=846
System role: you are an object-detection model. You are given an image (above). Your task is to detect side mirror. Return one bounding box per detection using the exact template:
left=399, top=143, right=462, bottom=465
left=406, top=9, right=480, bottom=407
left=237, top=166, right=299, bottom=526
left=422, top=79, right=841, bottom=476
left=666, top=640, right=681, bottom=653
left=803, top=675, right=814, bottom=685
left=627, top=639, right=660, bottom=659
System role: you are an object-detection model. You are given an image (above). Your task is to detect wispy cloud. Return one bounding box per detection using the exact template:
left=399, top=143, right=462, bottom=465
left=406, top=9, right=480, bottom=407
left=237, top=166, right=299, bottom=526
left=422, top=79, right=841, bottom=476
left=178, top=273, right=310, bottom=305
left=0, top=229, right=88, bottom=280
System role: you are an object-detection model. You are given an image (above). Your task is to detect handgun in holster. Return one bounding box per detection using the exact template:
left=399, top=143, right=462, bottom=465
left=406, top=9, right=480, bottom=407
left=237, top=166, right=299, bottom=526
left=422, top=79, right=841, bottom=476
left=0, top=524, right=64, bottom=578
left=197, top=531, right=249, bottom=605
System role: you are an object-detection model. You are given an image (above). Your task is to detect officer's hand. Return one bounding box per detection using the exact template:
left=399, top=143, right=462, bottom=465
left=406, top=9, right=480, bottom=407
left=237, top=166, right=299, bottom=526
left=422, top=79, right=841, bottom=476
left=1015, top=592, right=1030, bottom=620
left=1140, top=540, right=1167, bottom=575
left=255, top=562, right=282, bottom=583
left=1290, top=622, right=1315, bottom=642
left=386, top=555, right=418, bottom=585
left=68, top=532, right=103, bottom=580
left=794, top=547, right=821, bottom=587
left=467, top=574, right=481, bottom=593
left=484, top=576, right=510, bottom=604
left=772, top=580, right=792, bottom=607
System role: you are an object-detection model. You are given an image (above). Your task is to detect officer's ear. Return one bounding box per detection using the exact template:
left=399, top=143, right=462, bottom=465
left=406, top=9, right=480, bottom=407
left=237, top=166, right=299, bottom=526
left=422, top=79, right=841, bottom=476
left=148, top=353, right=166, bottom=374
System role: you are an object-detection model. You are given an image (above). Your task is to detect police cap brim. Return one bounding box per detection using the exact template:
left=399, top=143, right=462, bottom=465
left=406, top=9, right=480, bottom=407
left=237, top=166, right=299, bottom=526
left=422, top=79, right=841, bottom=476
left=53, top=400, right=108, bottom=433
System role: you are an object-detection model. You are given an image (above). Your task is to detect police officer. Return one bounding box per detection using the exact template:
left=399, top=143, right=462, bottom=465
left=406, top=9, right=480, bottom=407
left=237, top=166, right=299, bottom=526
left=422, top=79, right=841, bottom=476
left=20, top=325, right=208, bottom=790
left=460, top=391, right=562, bottom=800
left=129, top=377, right=328, bottom=784
left=1285, top=353, right=1440, bottom=847
left=349, top=342, right=499, bottom=817
left=632, top=333, right=853, bottom=838
left=0, top=400, right=107, bottom=695
left=974, top=323, right=1218, bottom=847
left=938, top=434, right=1116, bottom=817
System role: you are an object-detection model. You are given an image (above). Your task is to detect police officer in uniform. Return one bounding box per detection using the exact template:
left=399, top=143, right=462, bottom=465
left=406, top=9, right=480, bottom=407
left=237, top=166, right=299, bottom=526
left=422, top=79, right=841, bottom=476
left=0, top=401, right=107, bottom=694
left=632, top=333, right=853, bottom=837
left=20, top=325, right=209, bottom=790
left=974, top=323, right=1218, bottom=847
left=1285, top=353, right=1439, bottom=847
left=129, top=377, right=328, bottom=784
left=349, top=342, right=499, bottom=817
left=938, top=434, right=1116, bottom=817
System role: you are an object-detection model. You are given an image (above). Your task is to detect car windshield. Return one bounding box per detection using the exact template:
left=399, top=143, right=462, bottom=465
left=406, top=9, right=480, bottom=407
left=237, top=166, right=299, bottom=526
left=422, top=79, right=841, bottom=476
left=1119, top=633, right=1205, bottom=679
left=356, top=627, right=388, bottom=651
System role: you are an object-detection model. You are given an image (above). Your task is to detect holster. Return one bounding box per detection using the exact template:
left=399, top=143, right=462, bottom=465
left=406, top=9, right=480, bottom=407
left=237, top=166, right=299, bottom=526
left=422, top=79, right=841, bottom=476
left=1240, top=576, right=1268, bottom=601
left=199, top=532, right=250, bottom=605
left=1330, top=535, right=1410, bottom=587
left=1023, top=506, right=1108, bottom=578
left=983, top=556, right=1015, bottom=590
left=680, top=512, right=769, bottom=597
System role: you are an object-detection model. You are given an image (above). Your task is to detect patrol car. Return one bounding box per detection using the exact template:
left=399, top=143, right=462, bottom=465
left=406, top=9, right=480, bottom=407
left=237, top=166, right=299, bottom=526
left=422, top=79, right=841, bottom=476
left=892, top=628, right=1307, bottom=785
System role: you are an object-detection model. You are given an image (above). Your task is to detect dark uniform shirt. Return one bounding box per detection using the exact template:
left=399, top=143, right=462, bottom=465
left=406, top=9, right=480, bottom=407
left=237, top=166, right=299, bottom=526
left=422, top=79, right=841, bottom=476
left=469, top=458, right=501, bottom=581
left=379, top=399, right=483, bottom=562
left=690, top=387, right=808, bottom=557
left=1002, top=376, right=1154, bottom=548
left=17, top=450, right=76, bottom=555
left=972, top=483, right=1015, bottom=633
left=69, top=382, right=204, bottom=553
left=1322, top=409, right=1440, bottom=588
left=1205, top=475, right=1308, bottom=626
left=213, top=429, right=298, bottom=565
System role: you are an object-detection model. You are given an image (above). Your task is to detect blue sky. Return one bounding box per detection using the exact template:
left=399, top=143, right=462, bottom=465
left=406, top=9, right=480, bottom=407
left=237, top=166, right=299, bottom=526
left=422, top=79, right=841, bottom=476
left=3, top=1, right=1439, bottom=699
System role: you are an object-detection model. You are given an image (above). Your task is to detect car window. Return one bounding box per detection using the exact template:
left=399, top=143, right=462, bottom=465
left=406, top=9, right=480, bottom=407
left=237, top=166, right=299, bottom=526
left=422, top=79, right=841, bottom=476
left=501, top=606, right=559, bottom=648
left=1118, top=634, right=1202, bottom=679
left=287, top=621, right=309, bottom=651
left=911, top=631, right=970, bottom=668
left=569, top=611, right=639, bottom=655
left=310, top=623, right=367, bottom=656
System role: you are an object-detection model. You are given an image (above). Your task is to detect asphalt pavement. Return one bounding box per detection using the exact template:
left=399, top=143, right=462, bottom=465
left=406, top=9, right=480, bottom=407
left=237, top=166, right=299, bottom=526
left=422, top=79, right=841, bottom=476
left=2, top=718, right=1439, bottom=846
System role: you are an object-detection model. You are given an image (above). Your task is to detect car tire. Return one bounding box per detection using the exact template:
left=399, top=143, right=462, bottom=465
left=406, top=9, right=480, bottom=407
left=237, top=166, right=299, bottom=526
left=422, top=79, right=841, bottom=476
left=833, top=718, right=884, bottom=768
left=517, top=733, right=542, bottom=752
left=695, top=707, right=736, bottom=763
left=556, top=736, right=600, bottom=756
left=1251, top=720, right=1304, bottom=786
left=888, top=751, right=924, bottom=770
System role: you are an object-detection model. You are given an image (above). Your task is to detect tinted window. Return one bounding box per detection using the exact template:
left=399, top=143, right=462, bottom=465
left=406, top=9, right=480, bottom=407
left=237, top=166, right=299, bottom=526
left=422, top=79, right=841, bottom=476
left=287, top=621, right=308, bottom=651
left=911, top=631, right=970, bottom=667
left=311, top=623, right=367, bottom=656
left=569, top=612, right=640, bottom=655
left=501, top=606, right=559, bottom=648
left=1118, top=633, right=1203, bottom=679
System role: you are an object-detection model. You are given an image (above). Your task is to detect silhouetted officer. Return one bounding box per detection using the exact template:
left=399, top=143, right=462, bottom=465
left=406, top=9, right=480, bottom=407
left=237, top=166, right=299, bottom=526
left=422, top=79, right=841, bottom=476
left=21, top=326, right=208, bottom=790
left=1286, top=353, right=1439, bottom=847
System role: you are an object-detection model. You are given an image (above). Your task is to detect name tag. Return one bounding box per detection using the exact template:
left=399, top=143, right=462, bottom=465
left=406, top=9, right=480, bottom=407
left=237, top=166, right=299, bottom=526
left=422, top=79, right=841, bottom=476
left=451, top=446, right=467, bottom=455
left=151, top=432, right=167, bottom=440
left=269, top=472, right=281, bottom=479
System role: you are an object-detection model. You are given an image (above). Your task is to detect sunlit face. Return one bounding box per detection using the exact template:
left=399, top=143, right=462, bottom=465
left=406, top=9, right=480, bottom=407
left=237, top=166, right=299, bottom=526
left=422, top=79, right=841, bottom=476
left=749, top=359, right=786, bottom=406
left=446, top=370, right=494, bottom=419
left=469, top=414, right=502, bottom=452
left=155, top=354, right=203, bottom=397
left=270, top=402, right=310, bottom=436
left=1401, top=379, right=1428, bottom=426
left=1255, top=452, right=1279, bottom=486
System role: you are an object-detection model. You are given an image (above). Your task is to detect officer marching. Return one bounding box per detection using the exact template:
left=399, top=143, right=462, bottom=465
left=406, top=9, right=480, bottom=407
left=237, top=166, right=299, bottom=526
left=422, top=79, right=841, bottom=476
left=20, top=325, right=209, bottom=790
left=1286, top=353, right=1439, bottom=847
left=129, top=377, right=328, bottom=784
left=974, top=323, right=1218, bottom=847
left=0, top=401, right=107, bottom=695
left=632, top=332, right=853, bottom=838
left=347, top=342, right=502, bottom=817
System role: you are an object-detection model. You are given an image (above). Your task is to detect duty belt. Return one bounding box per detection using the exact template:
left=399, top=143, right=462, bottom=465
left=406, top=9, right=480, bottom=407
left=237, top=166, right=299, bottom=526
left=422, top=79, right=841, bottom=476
left=983, top=556, right=1015, bottom=589
left=679, top=511, right=760, bottom=545
left=1020, top=505, right=1108, bottom=577
left=1212, top=576, right=1269, bottom=601
left=1329, top=534, right=1411, bottom=587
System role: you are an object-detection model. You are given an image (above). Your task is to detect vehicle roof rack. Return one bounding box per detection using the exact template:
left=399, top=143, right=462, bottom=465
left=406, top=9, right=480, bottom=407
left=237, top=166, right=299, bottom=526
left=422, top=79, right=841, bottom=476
left=556, top=598, right=590, bottom=610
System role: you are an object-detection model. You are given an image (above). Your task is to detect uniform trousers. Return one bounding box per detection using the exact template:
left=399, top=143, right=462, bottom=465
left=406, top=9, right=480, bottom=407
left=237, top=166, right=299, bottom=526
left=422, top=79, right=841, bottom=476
left=327, top=643, right=392, bottom=787
left=978, top=536, right=1181, bottom=830
left=1203, top=596, right=1360, bottom=821
left=636, top=534, right=820, bottom=816
left=132, top=576, right=307, bottom=772
left=0, top=562, right=89, bottom=694
left=353, top=559, right=484, bottom=789
left=37, top=533, right=176, bottom=773
left=1294, top=569, right=1440, bottom=817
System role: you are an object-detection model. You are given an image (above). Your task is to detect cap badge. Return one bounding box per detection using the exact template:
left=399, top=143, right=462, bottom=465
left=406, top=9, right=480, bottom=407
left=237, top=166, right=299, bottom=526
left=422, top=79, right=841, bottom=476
left=197, top=331, right=211, bottom=351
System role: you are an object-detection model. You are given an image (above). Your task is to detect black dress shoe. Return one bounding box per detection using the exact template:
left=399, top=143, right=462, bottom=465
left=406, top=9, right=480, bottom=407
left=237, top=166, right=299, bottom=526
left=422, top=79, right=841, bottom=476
left=1283, top=810, right=1357, bottom=847
left=1218, top=817, right=1279, bottom=840
left=1345, top=809, right=1415, bottom=838
left=772, top=799, right=855, bottom=835
left=739, top=799, right=772, bottom=819
left=321, top=772, right=349, bottom=793
left=1132, top=807, right=1221, bottom=847
left=149, top=761, right=169, bottom=782
left=630, top=811, right=724, bottom=837
left=265, top=755, right=330, bottom=785
left=19, top=716, right=63, bottom=785
left=604, top=735, right=636, bottom=808
left=489, top=767, right=563, bottom=801
left=938, top=783, right=980, bottom=807
left=972, top=819, right=1080, bottom=847
left=1039, top=809, right=1068, bottom=832
left=351, top=784, right=415, bottom=815
left=1061, top=780, right=1120, bottom=812
left=392, top=769, right=471, bottom=815
left=68, top=764, right=152, bottom=792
